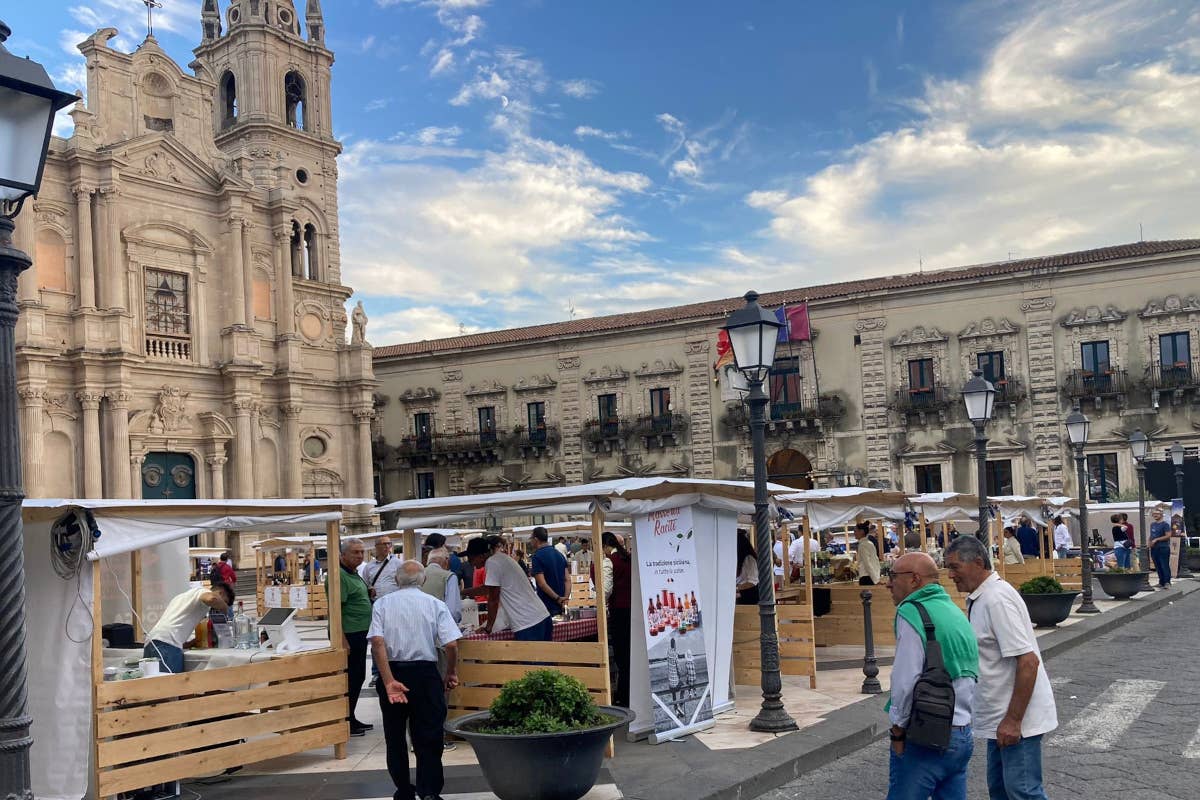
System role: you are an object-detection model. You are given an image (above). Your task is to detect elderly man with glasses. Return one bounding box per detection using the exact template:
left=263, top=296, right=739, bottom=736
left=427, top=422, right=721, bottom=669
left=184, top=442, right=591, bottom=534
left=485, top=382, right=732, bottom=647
left=884, top=552, right=978, bottom=800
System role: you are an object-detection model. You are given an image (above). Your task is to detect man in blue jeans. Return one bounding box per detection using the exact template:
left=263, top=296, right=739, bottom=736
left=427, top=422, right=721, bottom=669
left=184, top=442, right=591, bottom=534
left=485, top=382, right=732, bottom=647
left=885, top=552, right=978, bottom=800
left=143, top=582, right=235, bottom=673
left=946, top=536, right=1058, bottom=800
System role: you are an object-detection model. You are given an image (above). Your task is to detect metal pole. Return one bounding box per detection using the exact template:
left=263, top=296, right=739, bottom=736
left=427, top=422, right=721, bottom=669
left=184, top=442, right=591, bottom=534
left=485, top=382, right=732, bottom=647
left=0, top=213, right=34, bottom=798
left=1175, top=464, right=1191, bottom=579
left=1136, top=461, right=1152, bottom=592
left=860, top=590, right=881, bottom=694
left=747, top=375, right=798, bottom=733
left=1074, top=445, right=1099, bottom=613
left=974, top=421, right=990, bottom=541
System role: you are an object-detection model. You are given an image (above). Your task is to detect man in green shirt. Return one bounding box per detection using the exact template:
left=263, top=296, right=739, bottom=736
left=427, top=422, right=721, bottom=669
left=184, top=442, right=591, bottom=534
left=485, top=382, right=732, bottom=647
left=328, top=538, right=373, bottom=736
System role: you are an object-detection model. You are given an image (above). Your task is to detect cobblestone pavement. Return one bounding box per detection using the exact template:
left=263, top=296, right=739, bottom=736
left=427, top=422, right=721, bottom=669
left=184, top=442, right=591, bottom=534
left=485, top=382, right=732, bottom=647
left=756, top=586, right=1200, bottom=800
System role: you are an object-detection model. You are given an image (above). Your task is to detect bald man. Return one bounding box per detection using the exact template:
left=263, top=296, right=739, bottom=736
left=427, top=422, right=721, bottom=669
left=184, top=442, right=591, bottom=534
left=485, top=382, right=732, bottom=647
left=885, top=552, right=979, bottom=800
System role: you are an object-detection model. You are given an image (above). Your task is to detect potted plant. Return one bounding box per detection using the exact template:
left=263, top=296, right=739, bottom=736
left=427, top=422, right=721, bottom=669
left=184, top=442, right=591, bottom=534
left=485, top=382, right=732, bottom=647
left=1094, top=565, right=1150, bottom=600
left=446, top=669, right=633, bottom=800
left=1018, top=576, right=1080, bottom=628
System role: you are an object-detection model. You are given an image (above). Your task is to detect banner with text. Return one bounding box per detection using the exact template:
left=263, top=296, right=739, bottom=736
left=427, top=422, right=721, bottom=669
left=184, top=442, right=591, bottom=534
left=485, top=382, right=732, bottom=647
left=634, top=504, right=714, bottom=741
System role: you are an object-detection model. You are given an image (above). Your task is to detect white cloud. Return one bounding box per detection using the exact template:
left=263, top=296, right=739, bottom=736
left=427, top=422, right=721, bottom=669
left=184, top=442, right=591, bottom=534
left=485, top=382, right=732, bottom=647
left=560, top=79, right=601, bottom=99
left=745, top=0, right=1200, bottom=277
left=410, top=126, right=465, bottom=146
left=362, top=305, right=478, bottom=344
left=655, top=111, right=734, bottom=185
left=365, top=98, right=392, bottom=112
left=431, top=48, right=456, bottom=75
left=361, top=35, right=377, bottom=52
left=574, top=126, right=626, bottom=141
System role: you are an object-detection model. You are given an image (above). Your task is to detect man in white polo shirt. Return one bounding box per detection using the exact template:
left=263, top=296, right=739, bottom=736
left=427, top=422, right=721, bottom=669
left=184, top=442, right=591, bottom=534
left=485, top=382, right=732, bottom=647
left=945, top=536, right=1057, bottom=800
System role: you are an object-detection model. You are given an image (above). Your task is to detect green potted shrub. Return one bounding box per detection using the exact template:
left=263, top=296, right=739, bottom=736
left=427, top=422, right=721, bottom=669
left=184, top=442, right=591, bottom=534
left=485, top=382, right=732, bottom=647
left=445, top=669, right=633, bottom=800
left=1094, top=564, right=1150, bottom=600
left=1018, top=575, right=1080, bottom=628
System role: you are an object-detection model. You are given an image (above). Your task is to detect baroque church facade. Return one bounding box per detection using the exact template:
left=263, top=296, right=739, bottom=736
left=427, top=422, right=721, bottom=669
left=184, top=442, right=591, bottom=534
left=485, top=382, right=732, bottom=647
left=12, top=0, right=377, bottom=541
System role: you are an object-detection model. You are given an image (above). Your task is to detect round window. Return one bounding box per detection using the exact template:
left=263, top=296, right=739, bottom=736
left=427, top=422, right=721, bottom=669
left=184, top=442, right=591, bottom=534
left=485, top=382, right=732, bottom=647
left=229, top=8, right=240, bottom=24
left=279, top=9, right=292, bottom=24
left=303, top=436, right=327, bottom=459
left=296, top=168, right=309, bottom=184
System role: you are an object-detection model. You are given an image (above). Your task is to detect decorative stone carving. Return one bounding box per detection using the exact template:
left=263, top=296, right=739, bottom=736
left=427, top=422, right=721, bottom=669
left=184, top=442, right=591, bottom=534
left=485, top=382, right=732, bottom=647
left=684, top=340, right=710, bottom=355
left=171, top=464, right=194, bottom=487
left=442, top=368, right=463, bottom=383
left=855, top=317, right=887, bottom=332
left=890, top=326, right=948, bottom=347
left=557, top=357, right=581, bottom=371
left=1060, top=305, right=1127, bottom=327
left=105, top=389, right=133, bottom=407
left=150, top=386, right=192, bottom=433
left=1139, top=294, right=1200, bottom=318
left=464, top=380, right=508, bottom=398
left=1019, top=297, right=1056, bottom=313
left=75, top=391, right=105, bottom=410
left=399, top=387, right=441, bottom=403
left=17, top=387, right=44, bottom=405
left=958, top=318, right=1020, bottom=339
left=582, top=366, right=630, bottom=385
left=140, top=152, right=181, bottom=183
left=513, top=375, right=557, bottom=393
left=351, top=301, right=369, bottom=345
left=634, top=359, right=684, bottom=378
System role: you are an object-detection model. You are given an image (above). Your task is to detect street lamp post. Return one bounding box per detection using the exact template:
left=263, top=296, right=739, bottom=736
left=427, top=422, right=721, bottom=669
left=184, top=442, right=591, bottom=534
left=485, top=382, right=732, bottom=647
left=0, top=19, right=79, bottom=798
left=1065, top=409, right=1099, bottom=613
left=723, top=291, right=798, bottom=733
left=1171, top=442, right=1190, bottom=579
left=1129, top=429, right=1153, bottom=593
left=962, top=369, right=996, bottom=543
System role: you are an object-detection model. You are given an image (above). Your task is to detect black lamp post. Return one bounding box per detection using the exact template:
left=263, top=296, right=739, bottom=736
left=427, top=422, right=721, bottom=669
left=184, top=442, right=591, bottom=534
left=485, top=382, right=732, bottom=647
left=1065, top=409, right=1099, bottom=613
left=723, top=290, right=797, bottom=733
left=0, top=19, right=78, bottom=799
left=962, top=369, right=996, bottom=543
left=1129, top=429, right=1153, bottom=592
left=1171, top=442, right=1190, bottom=579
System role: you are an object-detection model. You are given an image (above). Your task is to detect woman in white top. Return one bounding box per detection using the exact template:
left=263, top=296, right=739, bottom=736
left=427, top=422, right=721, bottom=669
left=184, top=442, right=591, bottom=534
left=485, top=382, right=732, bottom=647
left=736, top=530, right=759, bottom=604
left=1002, top=526, right=1025, bottom=565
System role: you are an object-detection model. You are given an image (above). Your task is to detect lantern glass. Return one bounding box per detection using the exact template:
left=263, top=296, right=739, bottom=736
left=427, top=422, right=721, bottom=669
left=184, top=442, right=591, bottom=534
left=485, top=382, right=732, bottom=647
left=1065, top=410, right=1090, bottom=447
left=0, top=86, right=56, bottom=202
left=962, top=370, right=996, bottom=424
left=1129, top=429, right=1149, bottom=462
left=722, top=291, right=783, bottom=383
left=1171, top=442, right=1185, bottom=467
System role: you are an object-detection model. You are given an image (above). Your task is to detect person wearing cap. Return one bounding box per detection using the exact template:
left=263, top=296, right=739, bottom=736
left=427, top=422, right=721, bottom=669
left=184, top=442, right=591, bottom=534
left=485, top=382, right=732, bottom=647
left=464, top=536, right=551, bottom=641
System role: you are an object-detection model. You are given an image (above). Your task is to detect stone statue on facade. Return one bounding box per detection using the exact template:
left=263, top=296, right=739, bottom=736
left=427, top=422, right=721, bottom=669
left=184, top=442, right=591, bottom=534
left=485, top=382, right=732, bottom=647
left=351, top=300, right=369, bottom=346
left=149, top=386, right=191, bottom=434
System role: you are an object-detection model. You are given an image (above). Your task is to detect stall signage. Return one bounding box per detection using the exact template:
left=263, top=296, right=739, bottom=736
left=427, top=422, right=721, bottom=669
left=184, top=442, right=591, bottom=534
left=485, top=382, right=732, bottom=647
left=263, top=585, right=284, bottom=608
left=288, top=585, right=310, bottom=610
left=633, top=504, right=714, bottom=740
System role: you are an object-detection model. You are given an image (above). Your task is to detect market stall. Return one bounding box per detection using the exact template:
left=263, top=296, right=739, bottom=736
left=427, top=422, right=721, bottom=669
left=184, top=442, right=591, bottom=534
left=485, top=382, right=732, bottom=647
left=511, top=520, right=633, bottom=609
left=378, top=477, right=790, bottom=743
left=187, top=546, right=226, bottom=582
left=252, top=530, right=388, bottom=620
left=24, top=497, right=372, bottom=800
left=988, top=495, right=1081, bottom=588
left=908, top=492, right=979, bottom=553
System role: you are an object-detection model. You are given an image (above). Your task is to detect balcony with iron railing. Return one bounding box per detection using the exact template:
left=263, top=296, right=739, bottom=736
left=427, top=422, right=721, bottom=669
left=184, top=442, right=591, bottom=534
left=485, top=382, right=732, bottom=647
left=395, top=433, right=435, bottom=465
left=722, top=393, right=846, bottom=437
left=1147, top=362, right=1200, bottom=393
left=511, top=424, right=561, bottom=457
left=633, top=412, right=688, bottom=448
left=890, top=385, right=953, bottom=418
left=991, top=376, right=1027, bottom=407
left=582, top=417, right=626, bottom=453
left=1063, top=368, right=1129, bottom=400
left=432, top=431, right=503, bottom=463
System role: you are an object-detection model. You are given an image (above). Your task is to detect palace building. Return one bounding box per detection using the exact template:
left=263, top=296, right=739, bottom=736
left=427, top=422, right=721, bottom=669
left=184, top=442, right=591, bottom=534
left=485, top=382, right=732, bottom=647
left=372, top=241, right=1200, bottom=517
left=13, top=0, right=376, bottom=544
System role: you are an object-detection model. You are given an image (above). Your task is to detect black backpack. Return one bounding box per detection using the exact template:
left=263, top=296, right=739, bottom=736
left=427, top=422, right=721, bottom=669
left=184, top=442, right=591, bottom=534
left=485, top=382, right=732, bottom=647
left=905, top=601, right=956, bottom=751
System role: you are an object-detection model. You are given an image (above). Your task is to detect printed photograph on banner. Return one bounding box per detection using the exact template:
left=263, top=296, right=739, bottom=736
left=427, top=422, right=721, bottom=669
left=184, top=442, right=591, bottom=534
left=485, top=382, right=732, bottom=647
left=635, top=505, right=713, bottom=736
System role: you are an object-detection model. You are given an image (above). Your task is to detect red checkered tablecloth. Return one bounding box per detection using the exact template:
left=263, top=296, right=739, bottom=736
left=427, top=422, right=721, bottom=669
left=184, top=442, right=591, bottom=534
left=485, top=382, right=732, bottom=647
left=463, top=617, right=598, bottom=642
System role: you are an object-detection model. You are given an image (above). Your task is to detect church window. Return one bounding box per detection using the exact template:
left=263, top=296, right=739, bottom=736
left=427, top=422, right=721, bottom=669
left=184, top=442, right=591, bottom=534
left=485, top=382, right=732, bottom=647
left=285, top=71, right=307, bottom=130
left=220, top=72, right=238, bottom=127
left=144, top=268, right=190, bottom=336
left=290, top=220, right=303, bottom=277
left=303, top=224, right=319, bottom=281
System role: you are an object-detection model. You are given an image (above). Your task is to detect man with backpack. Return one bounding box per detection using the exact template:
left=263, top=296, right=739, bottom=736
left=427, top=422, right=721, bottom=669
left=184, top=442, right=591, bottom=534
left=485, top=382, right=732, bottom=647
left=886, top=552, right=979, bottom=800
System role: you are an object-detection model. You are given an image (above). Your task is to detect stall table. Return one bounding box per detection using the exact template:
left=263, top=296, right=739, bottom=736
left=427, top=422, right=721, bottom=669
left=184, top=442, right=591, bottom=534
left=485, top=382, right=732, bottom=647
left=463, top=617, right=598, bottom=642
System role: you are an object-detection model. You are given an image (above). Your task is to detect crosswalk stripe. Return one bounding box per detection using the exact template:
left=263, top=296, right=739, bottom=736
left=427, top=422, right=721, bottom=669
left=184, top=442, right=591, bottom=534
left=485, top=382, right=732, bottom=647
left=1182, top=726, right=1200, bottom=759
left=1051, top=679, right=1165, bottom=750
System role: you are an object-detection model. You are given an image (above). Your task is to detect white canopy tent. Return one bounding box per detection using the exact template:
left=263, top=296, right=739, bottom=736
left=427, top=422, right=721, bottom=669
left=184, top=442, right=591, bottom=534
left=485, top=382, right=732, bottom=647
left=989, top=495, right=1077, bottom=527
left=909, top=492, right=981, bottom=524
left=24, top=497, right=373, bottom=800
left=777, top=487, right=908, bottom=530
left=511, top=520, right=632, bottom=540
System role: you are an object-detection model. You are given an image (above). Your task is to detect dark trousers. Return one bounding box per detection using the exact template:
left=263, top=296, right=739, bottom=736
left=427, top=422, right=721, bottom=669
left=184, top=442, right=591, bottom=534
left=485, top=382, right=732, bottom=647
left=378, top=660, right=446, bottom=800
left=346, top=630, right=368, bottom=723
left=609, top=607, right=632, bottom=708
left=515, top=617, right=553, bottom=641
left=1152, top=546, right=1172, bottom=587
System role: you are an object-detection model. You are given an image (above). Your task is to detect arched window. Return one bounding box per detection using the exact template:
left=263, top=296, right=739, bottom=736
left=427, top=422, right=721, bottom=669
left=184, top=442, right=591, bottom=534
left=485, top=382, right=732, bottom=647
left=220, top=72, right=238, bottom=127
left=284, top=71, right=307, bottom=130
left=289, top=220, right=303, bottom=278
left=303, top=224, right=319, bottom=281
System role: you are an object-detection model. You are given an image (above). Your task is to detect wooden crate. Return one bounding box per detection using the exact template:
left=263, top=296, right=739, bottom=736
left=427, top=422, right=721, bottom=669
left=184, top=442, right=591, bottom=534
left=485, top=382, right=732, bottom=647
left=733, top=602, right=817, bottom=688
left=813, top=581, right=968, bottom=647
left=448, top=640, right=610, bottom=720
left=94, top=648, right=347, bottom=798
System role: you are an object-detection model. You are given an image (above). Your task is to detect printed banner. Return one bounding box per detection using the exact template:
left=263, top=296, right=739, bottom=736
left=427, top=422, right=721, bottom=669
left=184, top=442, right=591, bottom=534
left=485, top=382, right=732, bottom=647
left=634, top=505, right=714, bottom=740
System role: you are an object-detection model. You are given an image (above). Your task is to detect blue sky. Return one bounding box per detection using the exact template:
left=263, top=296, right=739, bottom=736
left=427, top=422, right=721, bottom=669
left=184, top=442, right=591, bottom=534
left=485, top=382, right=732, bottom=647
left=7, top=1, right=1200, bottom=344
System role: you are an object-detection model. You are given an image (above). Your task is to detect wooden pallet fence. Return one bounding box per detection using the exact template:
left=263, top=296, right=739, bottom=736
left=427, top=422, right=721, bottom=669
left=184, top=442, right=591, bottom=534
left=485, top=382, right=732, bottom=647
left=448, top=639, right=610, bottom=720
left=813, top=581, right=968, bottom=647
left=94, top=648, right=347, bottom=798
left=732, top=602, right=818, bottom=689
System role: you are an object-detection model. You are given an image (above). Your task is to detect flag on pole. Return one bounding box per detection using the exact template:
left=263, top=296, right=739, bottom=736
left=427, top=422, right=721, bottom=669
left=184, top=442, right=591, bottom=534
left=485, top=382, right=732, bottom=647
left=774, top=304, right=812, bottom=342
left=713, top=329, right=735, bottom=371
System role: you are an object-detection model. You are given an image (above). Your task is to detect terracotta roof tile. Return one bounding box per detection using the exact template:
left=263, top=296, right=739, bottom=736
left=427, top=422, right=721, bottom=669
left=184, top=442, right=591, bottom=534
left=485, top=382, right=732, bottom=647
left=373, top=239, right=1200, bottom=359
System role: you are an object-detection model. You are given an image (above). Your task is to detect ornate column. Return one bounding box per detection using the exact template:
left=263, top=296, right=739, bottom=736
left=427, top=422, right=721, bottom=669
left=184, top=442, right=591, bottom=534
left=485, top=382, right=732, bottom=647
left=241, top=218, right=255, bottom=327
left=282, top=402, right=303, bottom=497
left=129, top=454, right=144, bottom=499
left=17, top=386, right=44, bottom=498
left=97, top=186, right=124, bottom=310
left=274, top=225, right=295, bottom=335
left=76, top=391, right=104, bottom=498
left=353, top=405, right=375, bottom=501
left=73, top=184, right=95, bottom=308
left=207, top=455, right=228, bottom=499
left=228, top=217, right=247, bottom=327
left=232, top=398, right=255, bottom=498
left=106, top=390, right=132, bottom=497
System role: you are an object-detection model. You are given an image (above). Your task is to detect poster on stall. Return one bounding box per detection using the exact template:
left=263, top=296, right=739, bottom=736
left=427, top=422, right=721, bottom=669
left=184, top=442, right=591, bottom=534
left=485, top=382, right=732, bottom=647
left=634, top=504, right=714, bottom=742
left=264, top=585, right=284, bottom=609
left=288, top=585, right=310, bottom=610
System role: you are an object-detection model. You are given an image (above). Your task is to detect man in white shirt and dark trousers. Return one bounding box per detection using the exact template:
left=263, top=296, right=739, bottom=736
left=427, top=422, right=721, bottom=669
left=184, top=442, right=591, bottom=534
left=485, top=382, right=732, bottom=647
left=360, top=535, right=400, bottom=689
left=1052, top=516, right=1073, bottom=559
left=945, top=536, right=1057, bottom=800
left=370, top=560, right=461, bottom=800
left=464, top=536, right=551, bottom=640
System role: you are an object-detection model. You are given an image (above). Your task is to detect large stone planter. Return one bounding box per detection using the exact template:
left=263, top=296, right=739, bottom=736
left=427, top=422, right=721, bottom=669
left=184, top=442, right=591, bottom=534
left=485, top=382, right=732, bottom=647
left=1019, top=591, right=1080, bottom=628
left=446, top=706, right=634, bottom=800
left=1095, top=571, right=1150, bottom=600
